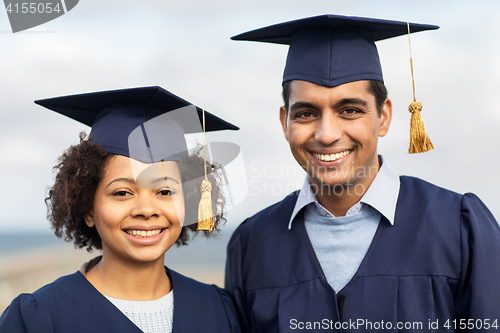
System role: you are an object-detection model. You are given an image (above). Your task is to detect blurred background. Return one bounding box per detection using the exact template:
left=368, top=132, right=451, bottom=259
left=1, top=0, right=499, bottom=313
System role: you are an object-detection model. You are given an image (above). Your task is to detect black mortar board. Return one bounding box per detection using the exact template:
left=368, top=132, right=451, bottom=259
left=35, top=86, right=238, bottom=163
left=232, top=14, right=438, bottom=87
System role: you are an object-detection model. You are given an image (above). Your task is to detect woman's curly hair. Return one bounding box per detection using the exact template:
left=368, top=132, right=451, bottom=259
left=45, top=132, right=227, bottom=251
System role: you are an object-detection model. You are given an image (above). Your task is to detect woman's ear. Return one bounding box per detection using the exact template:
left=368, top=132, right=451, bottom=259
left=84, top=212, right=95, bottom=227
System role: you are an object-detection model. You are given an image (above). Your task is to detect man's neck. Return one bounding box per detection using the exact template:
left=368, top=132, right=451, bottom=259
left=315, top=185, right=364, bottom=217
left=311, top=160, right=381, bottom=217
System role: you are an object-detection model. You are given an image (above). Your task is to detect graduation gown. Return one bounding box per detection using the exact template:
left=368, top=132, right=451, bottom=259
left=225, top=176, right=500, bottom=332
left=0, top=268, right=240, bottom=332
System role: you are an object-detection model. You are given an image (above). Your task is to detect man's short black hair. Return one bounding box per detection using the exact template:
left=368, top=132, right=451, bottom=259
left=282, top=80, right=388, bottom=116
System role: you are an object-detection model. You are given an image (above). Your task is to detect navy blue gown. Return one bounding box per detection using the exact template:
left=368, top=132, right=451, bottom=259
left=0, top=267, right=240, bottom=332
left=225, top=176, right=500, bottom=332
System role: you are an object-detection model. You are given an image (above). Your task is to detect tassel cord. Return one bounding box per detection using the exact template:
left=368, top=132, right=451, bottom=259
left=407, top=22, right=434, bottom=154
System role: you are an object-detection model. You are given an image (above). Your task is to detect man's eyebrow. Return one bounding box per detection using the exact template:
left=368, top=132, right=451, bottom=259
left=333, top=98, right=368, bottom=109
left=289, top=101, right=320, bottom=114
left=289, top=98, right=368, bottom=114
left=106, top=177, right=136, bottom=188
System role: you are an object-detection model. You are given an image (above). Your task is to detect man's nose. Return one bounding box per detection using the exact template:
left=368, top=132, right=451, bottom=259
left=315, top=113, right=342, bottom=145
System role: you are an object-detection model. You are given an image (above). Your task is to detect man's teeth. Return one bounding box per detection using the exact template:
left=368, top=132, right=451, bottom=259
left=126, top=229, right=162, bottom=238
left=313, top=150, right=350, bottom=162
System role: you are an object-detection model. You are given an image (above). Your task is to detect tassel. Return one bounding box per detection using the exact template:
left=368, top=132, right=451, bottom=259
left=197, top=178, right=214, bottom=231
left=408, top=101, right=434, bottom=154
left=196, top=108, right=215, bottom=231
left=407, top=22, right=434, bottom=154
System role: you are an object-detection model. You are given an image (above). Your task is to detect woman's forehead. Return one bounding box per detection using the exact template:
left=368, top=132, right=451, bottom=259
left=103, top=156, right=181, bottom=185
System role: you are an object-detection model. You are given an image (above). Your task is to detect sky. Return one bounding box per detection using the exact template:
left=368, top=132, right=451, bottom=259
left=0, top=0, right=499, bottom=233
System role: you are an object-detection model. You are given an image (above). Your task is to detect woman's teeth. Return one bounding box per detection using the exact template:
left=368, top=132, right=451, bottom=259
left=313, top=150, right=350, bottom=162
left=126, top=229, right=162, bottom=238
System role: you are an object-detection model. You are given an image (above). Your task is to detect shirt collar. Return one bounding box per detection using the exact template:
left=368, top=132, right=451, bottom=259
left=288, top=155, right=400, bottom=229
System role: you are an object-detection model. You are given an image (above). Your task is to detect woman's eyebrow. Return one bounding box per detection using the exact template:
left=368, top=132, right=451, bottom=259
left=152, top=176, right=180, bottom=186
left=106, top=177, right=136, bottom=188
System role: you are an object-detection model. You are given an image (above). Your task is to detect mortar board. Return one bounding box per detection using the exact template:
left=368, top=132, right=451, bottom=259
left=35, top=86, right=238, bottom=162
left=231, top=14, right=438, bottom=87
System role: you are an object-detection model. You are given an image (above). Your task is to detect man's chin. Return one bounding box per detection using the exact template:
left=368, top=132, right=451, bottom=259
left=308, top=176, right=368, bottom=197
left=308, top=176, right=350, bottom=190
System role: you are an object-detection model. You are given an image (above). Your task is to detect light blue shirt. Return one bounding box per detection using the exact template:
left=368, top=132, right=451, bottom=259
left=289, top=156, right=400, bottom=227
left=288, top=156, right=400, bottom=292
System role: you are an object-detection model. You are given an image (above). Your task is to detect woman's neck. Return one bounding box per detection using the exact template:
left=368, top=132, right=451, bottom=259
left=84, top=254, right=171, bottom=301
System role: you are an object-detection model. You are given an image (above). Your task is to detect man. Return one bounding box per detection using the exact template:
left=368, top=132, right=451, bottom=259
left=225, top=15, right=500, bottom=333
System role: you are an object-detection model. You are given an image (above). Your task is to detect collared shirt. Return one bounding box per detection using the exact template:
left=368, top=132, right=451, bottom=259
left=288, top=155, right=400, bottom=229
left=288, top=156, right=401, bottom=292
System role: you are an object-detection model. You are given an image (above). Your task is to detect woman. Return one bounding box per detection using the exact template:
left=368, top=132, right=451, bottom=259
left=0, top=86, right=241, bottom=333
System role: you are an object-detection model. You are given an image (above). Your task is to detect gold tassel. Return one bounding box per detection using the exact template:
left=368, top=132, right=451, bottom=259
left=408, top=101, right=434, bottom=154
left=407, top=22, right=434, bottom=154
left=197, top=178, right=214, bottom=231
left=197, top=109, right=214, bottom=231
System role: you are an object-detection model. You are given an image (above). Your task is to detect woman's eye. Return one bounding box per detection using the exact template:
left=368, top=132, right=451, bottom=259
left=113, top=190, right=130, bottom=197
left=158, top=189, right=173, bottom=196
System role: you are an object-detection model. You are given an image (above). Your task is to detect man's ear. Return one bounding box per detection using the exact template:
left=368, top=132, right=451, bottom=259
left=279, top=106, right=289, bottom=142
left=379, top=98, right=392, bottom=137
left=84, top=212, right=95, bottom=228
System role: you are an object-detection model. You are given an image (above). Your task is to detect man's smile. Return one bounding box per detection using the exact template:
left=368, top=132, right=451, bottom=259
left=312, top=149, right=352, bottom=162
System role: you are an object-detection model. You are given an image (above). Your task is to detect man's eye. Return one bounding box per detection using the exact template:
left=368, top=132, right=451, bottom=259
left=295, top=111, right=315, bottom=119
left=341, top=108, right=361, bottom=115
